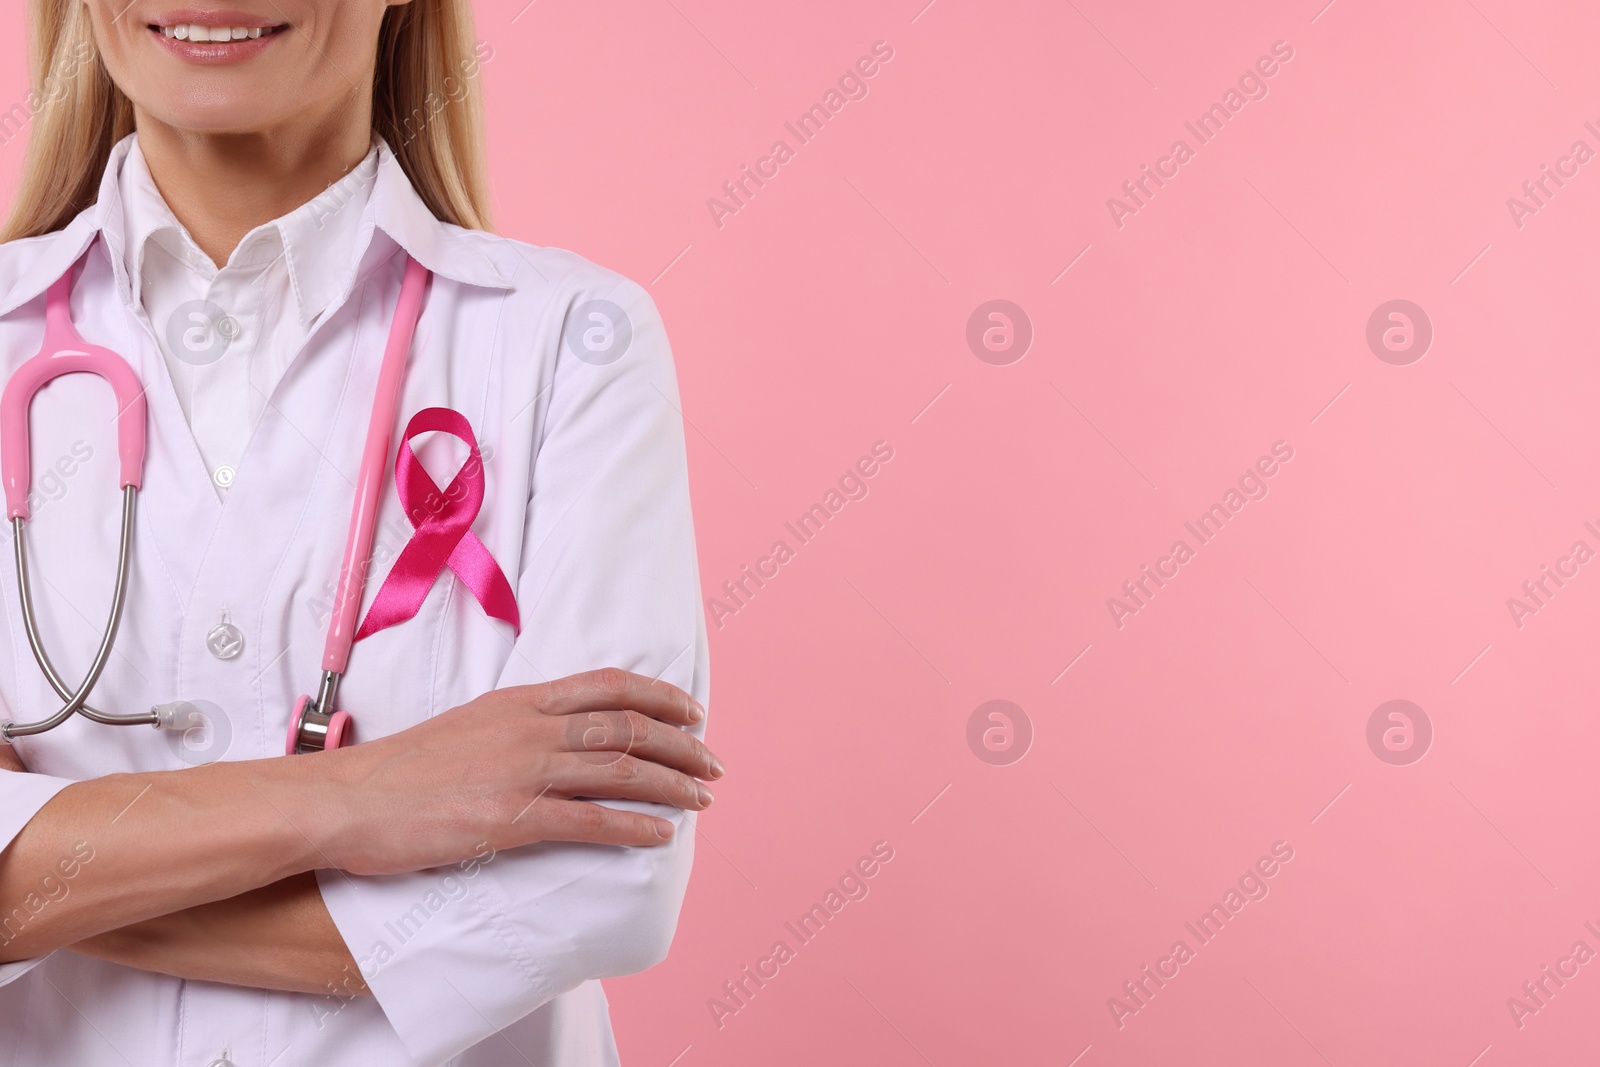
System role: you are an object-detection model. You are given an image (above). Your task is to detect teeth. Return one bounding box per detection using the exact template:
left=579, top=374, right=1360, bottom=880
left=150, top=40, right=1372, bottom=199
left=160, top=24, right=273, bottom=41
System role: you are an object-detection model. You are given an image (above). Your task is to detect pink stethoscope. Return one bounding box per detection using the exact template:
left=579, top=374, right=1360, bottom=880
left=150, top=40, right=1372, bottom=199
left=0, top=253, right=514, bottom=754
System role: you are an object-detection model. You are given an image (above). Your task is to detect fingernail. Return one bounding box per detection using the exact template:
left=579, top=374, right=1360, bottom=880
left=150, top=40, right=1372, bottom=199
left=689, top=701, right=706, bottom=722
left=709, top=756, right=726, bottom=779
left=654, top=818, right=674, bottom=839
left=697, top=784, right=715, bottom=807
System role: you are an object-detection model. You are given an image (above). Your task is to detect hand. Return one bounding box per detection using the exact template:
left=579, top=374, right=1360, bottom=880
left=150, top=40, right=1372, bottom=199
left=311, top=668, right=723, bottom=877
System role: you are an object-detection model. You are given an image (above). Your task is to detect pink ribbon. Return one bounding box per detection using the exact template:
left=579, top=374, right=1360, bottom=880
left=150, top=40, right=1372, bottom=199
left=355, top=407, right=520, bottom=640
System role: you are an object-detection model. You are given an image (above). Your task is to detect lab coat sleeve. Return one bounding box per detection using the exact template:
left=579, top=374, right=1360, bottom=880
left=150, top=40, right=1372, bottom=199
left=0, top=769, right=81, bottom=987
left=316, top=271, right=710, bottom=1064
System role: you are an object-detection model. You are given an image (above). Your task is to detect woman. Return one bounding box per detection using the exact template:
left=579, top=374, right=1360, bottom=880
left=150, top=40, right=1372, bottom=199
left=0, top=0, right=721, bottom=1063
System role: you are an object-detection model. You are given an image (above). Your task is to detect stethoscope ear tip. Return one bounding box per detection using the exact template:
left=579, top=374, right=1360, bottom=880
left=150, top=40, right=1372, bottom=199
left=151, top=703, right=179, bottom=730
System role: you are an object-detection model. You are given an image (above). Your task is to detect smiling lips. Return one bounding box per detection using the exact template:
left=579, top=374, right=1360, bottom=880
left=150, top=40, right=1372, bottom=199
left=147, top=13, right=287, bottom=60
left=159, top=23, right=277, bottom=40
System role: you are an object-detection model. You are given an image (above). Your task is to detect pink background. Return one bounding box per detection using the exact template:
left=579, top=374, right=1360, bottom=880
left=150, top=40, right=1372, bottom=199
left=9, top=0, right=1600, bottom=1063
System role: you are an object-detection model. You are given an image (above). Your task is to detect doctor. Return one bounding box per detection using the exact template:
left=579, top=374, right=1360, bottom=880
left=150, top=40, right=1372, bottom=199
left=0, top=0, right=720, bottom=1064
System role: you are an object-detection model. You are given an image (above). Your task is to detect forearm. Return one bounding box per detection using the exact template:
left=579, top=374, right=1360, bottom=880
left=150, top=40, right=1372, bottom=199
left=0, top=754, right=326, bottom=962
left=0, top=664, right=716, bottom=1014
left=68, top=872, right=367, bottom=997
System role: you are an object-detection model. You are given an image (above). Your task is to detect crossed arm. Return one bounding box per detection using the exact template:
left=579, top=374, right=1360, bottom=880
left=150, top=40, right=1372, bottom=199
left=0, top=671, right=720, bottom=999
left=0, top=745, right=357, bottom=995
left=72, top=872, right=365, bottom=996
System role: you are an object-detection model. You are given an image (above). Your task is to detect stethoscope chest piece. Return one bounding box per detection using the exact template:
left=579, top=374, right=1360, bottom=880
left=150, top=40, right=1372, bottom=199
left=287, top=691, right=352, bottom=755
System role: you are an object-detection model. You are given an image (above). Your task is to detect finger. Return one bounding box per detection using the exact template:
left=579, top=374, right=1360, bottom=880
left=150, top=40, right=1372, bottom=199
left=523, top=797, right=679, bottom=847
left=564, top=709, right=722, bottom=779
left=555, top=752, right=713, bottom=811
left=520, top=667, right=704, bottom=726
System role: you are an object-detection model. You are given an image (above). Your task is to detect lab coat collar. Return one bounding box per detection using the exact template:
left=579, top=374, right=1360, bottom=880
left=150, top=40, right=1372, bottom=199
left=0, top=203, right=104, bottom=321
left=276, top=143, right=381, bottom=327
left=0, top=132, right=512, bottom=321
left=360, top=136, right=513, bottom=292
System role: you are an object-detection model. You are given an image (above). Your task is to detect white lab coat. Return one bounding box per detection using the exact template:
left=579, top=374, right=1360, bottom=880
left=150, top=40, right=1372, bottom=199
left=0, top=134, right=709, bottom=1067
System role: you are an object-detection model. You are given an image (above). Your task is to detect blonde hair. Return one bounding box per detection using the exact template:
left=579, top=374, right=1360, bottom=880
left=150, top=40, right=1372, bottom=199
left=0, top=0, right=492, bottom=243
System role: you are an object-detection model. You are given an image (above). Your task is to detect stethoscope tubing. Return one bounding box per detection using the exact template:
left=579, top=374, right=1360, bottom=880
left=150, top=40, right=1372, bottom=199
left=4, top=487, right=153, bottom=737
left=320, top=256, right=430, bottom=676
left=0, top=252, right=431, bottom=749
left=287, top=256, right=430, bottom=753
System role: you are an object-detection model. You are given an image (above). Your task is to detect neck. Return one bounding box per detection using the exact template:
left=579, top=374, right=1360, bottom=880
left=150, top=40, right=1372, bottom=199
left=132, top=105, right=374, bottom=268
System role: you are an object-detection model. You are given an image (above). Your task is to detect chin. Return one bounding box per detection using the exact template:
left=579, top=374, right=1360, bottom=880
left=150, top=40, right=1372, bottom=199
left=142, top=89, right=295, bottom=136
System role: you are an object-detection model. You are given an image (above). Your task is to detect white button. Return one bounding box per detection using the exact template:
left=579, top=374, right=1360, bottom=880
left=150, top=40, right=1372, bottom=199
left=206, top=623, right=244, bottom=660
left=213, top=464, right=236, bottom=489
left=206, top=1058, right=235, bottom=1067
